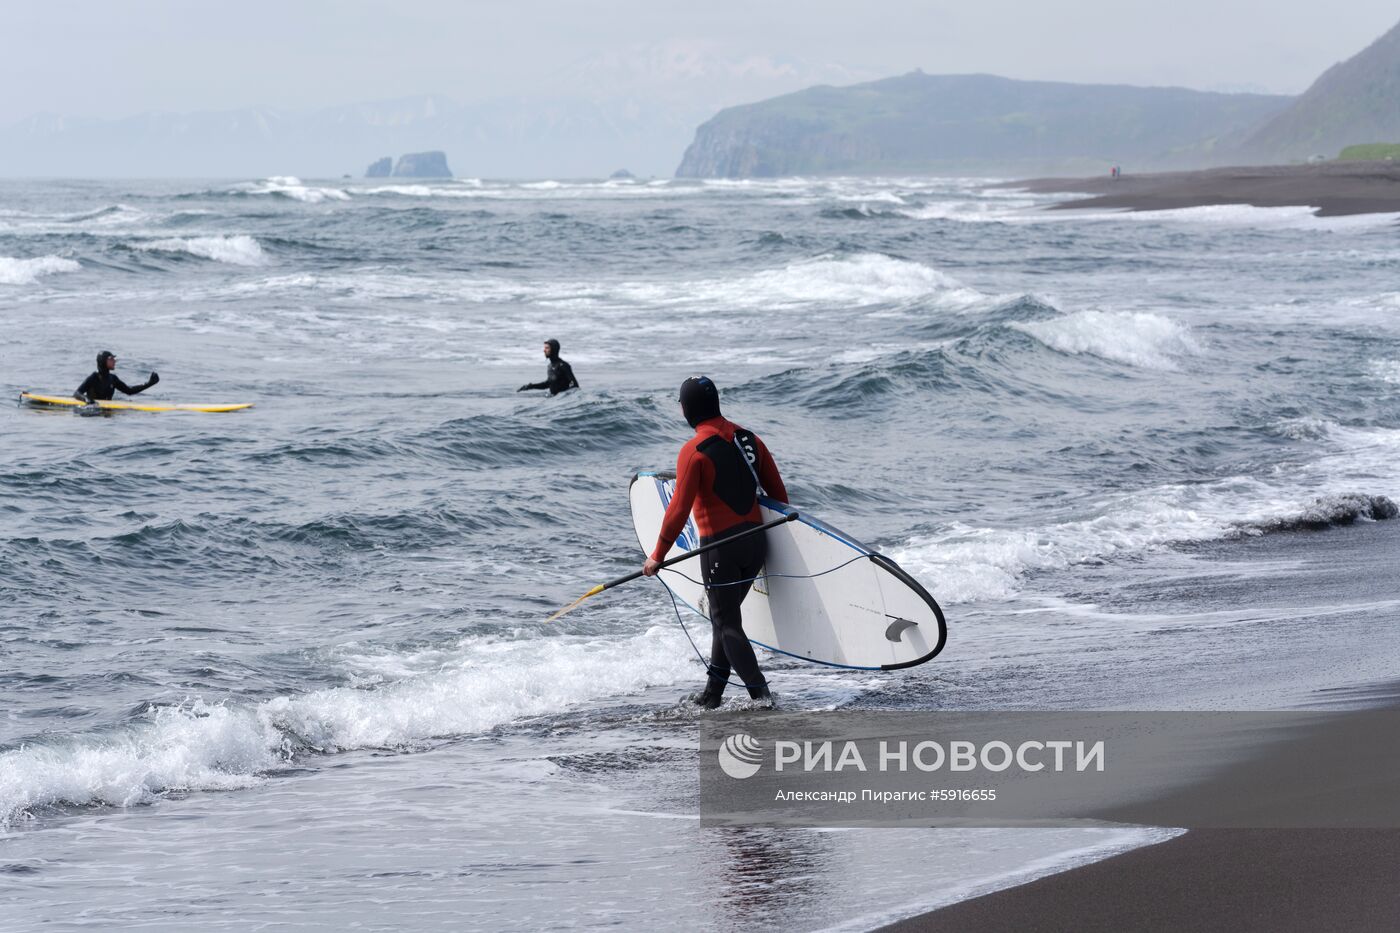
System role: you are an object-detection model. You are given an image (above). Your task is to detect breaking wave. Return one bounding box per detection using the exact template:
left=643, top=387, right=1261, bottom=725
left=894, top=421, right=1400, bottom=604
left=0, top=627, right=694, bottom=826
left=1012, top=311, right=1202, bottom=370
left=0, top=255, right=81, bottom=285
left=136, top=235, right=268, bottom=266
left=231, top=176, right=350, bottom=203
left=1241, top=494, right=1399, bottom=533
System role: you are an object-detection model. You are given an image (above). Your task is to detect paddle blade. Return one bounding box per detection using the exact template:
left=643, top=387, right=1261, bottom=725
left=546, top=584, right=605, bottom=622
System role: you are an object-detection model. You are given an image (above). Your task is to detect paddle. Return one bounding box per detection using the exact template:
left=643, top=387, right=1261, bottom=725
left=546, top=511, right=799, bottom=622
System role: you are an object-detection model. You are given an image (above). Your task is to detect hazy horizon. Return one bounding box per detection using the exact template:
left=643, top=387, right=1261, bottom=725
left=3, top=1, right=1398, bottom=177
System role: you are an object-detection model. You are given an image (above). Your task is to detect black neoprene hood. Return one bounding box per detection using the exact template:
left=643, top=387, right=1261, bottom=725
left=679, top=376, right=721, bottom=427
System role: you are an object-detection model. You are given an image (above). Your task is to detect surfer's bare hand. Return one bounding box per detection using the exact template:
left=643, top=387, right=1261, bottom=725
left=642, top=557, right=661, bottom=577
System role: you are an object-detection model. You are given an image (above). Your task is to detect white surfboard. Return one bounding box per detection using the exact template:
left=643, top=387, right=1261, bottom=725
left=630, top=471, right=946, bottom=670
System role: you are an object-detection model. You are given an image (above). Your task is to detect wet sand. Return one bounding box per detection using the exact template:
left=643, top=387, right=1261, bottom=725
left=1005, top=162, right=1400, bottom=217
left=881, top=830, right=1400, bottom=932
left=882, top=519, right=1400, bottom=931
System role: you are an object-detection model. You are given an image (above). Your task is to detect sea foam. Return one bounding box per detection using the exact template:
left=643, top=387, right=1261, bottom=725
left=237, top=177, right=350, bottom=203
left=572, top=253, right=988, bottom=311
left=893, top=421, right=1400, bottom=605
left=0, top=255, right=81, bottom=285
left=138, top=235, right=268, bottom=266
left=1013, top=311, right=1201, bottom=370
left=0, top=626, right=695, bottom=826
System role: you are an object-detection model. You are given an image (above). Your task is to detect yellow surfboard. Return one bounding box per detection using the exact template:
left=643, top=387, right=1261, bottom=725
left=20, top=392, right=254, bottom=413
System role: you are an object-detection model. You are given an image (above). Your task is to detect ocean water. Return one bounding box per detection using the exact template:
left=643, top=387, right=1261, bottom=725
left=3, top=175, right=1400, bottom=929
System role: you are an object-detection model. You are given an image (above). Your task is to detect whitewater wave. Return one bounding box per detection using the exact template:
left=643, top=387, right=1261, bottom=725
left=0, top=255, right=81, bottom=285
left=207, top=252, right=988, bottom=314
left=893, top=421, right=1400, bottom=604
left=896, top=198, right=1041, bottom=222
left=1242, top=494, right=1399, bottom=533
left=234, top=176, right=350, bottom=203
left=1012, top=311, right=1201, bottom=370
left=549, top=253, right=989, bottom=311
left=137, top=235, right=268, bottom=266
left=690, top=253, right=984, bottom=308
left=0, top=627, right=694, bottom=827
left=356, top=184, right=435, bottom=197
left=1016, top=202, right=1400, bottom=231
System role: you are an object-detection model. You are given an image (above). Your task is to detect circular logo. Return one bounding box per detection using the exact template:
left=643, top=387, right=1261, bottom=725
left=718, top=733, right=764, bottom=779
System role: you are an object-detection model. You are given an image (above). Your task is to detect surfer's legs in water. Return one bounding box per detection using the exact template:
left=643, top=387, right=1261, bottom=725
left=696, top=529, right=771, bottom=705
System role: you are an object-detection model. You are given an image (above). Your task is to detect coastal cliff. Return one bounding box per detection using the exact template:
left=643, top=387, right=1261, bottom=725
left=676, top=72, right=1290, bottom=178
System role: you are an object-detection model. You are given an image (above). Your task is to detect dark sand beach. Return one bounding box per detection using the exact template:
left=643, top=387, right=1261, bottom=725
left=883, top=830, right=1400, bottom=932
left=883, top=517, right=1400, bottom=932
left=1006, top=162, right=1400, bottom=217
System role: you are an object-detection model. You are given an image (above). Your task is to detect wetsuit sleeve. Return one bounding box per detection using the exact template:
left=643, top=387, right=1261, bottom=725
left=651, top=444, right=704, bottom=561
left=112, top=375, right=146, bottom=396
left=754, top=435, right=788, bottom=504
left=521, top=381, right=548, bottom=391
left=75, top=373, right=96, bottom=399
left=563, top=362, right=578, bottom=390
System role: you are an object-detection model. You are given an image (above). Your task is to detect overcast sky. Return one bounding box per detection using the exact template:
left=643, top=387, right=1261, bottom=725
left=4, top=1, right=1398, bottom=123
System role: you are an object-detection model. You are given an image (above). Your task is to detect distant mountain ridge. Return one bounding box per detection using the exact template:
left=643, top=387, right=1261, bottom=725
left=1239, top=19, right=1400, bottom=161
left=678, top=18, right=1400, bottom=178
left=676, top=72, right=1292, bottom=178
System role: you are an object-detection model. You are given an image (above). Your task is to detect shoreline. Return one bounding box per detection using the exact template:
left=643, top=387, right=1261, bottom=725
left=878, top=520, right=1400, bottom=931
left=1003, top=161, right=1400, bottom=217
left=880, top=830, right=1400, bottom=932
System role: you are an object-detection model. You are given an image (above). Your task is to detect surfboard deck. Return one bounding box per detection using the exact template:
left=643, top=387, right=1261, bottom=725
left=630, top=471, right=946, bottom=670
left=20, top=392, right=254, bottom=413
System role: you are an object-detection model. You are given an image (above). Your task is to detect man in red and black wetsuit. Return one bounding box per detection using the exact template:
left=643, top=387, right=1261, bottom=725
left=643, top=376, right=788, bottom=709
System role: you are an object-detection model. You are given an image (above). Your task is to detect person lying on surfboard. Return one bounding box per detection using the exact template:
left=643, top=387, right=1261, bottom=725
left=643, top=376, right=788, bottom=709
left=74, top=350, right=159, bottom=403
left=517, top=338, right=579, bottom=396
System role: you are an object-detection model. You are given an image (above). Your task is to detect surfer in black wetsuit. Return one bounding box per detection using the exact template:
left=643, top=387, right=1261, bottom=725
left=518, top=339, right=579, bottom=396
left=74, top=351, right=159, bottom=402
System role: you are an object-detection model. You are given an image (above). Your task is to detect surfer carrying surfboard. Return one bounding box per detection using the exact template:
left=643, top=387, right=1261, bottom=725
left=643, top=376, right=788, bottom=709
left=517, top=339, right=579, bottom=396
left=74, top=350, right=159, bottom=403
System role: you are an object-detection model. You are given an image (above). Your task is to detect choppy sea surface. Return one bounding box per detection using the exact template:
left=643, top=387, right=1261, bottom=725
left=3, top=175, right=1400, bottom=930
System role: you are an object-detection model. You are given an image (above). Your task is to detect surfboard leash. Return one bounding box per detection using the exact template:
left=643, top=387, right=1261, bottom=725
left=653, top=553, right=870, bottom=688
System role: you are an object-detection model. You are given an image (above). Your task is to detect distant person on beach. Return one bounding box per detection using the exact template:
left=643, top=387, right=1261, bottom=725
left=518, top=339, right=579, bottom=396
left=642, top=376, right=787, bottom=709
left=74, top=350, right=159, bottom=402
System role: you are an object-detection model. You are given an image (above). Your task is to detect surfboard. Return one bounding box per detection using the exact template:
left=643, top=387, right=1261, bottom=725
left=20, top=392, right=254, bottom=413
left=630, top=472, right=946, bottom=670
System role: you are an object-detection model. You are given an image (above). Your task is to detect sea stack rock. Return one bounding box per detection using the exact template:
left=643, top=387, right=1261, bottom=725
left=392, top=151, right=453, bottom=178
left=609, top=168, right=636, bottom=180
left=365, top=156, right=392, bottom=178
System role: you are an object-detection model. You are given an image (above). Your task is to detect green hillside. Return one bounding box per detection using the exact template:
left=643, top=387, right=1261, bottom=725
left=1338, top=143, right=1400, bottom=160
left=1241, top=19, right=1400, bottom=161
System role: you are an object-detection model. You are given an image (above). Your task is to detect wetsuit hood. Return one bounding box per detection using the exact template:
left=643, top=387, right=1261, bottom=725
left=545, top=338, right=560, bottom=359
left=679, top=376, right=721, bottom=428
left=96, top=350, right=114, bottom=370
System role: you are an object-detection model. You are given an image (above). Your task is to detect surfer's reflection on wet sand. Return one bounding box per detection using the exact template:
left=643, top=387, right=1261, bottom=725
left=709, top=826, right=828, bottom=923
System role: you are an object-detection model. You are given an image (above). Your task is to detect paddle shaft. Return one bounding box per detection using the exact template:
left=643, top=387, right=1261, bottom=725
left=605, top=511, right=799, bottom=593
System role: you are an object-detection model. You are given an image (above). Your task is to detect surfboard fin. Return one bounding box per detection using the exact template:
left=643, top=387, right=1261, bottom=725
left=884, top=617, right=918, bottom=643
